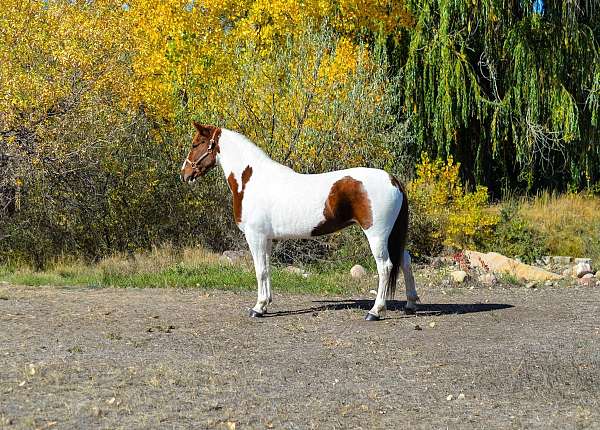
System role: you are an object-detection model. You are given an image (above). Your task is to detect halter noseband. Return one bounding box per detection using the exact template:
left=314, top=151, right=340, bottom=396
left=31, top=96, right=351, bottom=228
left=184, top=128, right=219, bottom=170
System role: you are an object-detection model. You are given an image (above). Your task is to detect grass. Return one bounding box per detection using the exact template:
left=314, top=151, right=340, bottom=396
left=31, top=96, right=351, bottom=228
left=0, top=246, right=366, bottom=296
left=518, top=192, right=600, bottom=262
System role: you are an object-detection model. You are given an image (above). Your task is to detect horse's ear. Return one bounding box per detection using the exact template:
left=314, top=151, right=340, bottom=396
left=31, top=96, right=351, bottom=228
left=193, top=120, right=202, bottom=132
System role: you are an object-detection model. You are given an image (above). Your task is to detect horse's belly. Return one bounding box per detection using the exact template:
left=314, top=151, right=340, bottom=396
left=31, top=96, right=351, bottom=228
left=268, top=200, right=328, bottom=239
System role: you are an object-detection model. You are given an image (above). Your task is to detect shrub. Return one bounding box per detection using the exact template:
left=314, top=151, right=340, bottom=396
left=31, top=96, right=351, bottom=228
left=408, top=153, right=498, bottom=257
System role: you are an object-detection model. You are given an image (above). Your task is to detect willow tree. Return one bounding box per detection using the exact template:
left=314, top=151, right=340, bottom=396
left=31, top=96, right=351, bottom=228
left=399, top=0, right=600, bottom=192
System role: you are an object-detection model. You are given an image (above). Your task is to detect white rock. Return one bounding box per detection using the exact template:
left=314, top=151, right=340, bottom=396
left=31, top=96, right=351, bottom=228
left=457, top=393, right=465, bottom=400
left=541, top=256, right=551, bottom=265
left=446, top=394, right=453, bottom=401
left=544, top=280, right=554, bottom=287
left=369, top=289, right=377, bottom=295
left=478, top=273, right=497, bottom=285
left=451, top=270, right=468, bottom=283
left=284, top=266, right=304, bottom=275
left=221, top=250, right=250, bottom=264
left=573, top=262, right=593, bottom=278
left=350, top=264, right=367, bottom=279
left=582, top=273, right=594, bottom=279
left=552, top=256, right=572, bottom=265
left=525, top=282, right=537, bottom=289
left=574, top=257, right=592, bottom=265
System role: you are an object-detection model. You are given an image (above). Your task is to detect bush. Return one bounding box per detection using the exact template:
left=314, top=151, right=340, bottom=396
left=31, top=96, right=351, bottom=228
left=408, top=153, right=498, bottom=257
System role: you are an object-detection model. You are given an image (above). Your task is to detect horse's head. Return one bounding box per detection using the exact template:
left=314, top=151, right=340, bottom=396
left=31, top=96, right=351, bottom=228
left=181, top=122, right=221, bottom=182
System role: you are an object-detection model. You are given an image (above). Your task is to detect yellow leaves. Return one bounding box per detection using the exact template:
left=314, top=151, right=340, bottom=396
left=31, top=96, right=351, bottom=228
left=409, top=153, right=498, bottom=250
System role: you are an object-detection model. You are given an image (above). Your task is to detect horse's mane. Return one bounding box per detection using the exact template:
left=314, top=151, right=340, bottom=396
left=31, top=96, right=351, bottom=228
left=223, top=129, right=284, bottom=167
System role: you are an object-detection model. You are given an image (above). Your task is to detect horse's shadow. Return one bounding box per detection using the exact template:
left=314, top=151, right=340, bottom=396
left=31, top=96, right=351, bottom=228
left=263, top=299, right=513, bottom=318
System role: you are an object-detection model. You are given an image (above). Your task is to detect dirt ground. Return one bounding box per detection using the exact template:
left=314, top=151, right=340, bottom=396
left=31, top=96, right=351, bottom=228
left=1, top=282, right=599, bottom=430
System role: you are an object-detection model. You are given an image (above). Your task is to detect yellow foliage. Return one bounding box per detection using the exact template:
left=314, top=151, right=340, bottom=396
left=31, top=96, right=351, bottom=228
left=408, top=153, right=498, bottom=250
left=125, top=0, right=410, bottom=118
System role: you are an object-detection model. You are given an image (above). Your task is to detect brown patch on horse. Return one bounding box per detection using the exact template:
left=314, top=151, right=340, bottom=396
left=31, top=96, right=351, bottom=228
left=227, top=165, right=253, bottom=224
left=311, top=176, right=372, bottom=236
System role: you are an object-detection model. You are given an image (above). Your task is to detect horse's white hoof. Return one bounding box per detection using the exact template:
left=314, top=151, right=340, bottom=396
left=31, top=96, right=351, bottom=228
left=248, top=309, right=264, bottom=318
left=365, top=312, right=381, bottom=321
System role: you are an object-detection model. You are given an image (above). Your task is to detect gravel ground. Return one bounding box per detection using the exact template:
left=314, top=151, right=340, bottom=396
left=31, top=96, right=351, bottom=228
left=1, top=283, right=599, bottom=429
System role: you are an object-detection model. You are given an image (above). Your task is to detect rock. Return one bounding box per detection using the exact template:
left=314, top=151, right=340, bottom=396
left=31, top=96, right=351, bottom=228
left=574, top=257, right=592, bottom=265
left=525, top=282, right=537, bottom=289
left=464, top=250, right=561, bottom=282
left=541, top=256, right=551, bottom=265
left=544, top=280, right=554, bottom=287
left=582, top=273, right=594, bottom=279
left=284, top=266, right=304, bottom=275
left=0, top=281, right=9, bottom=286
left=428, top=321, right=436, bottom=328
left=451, top=270, right=468, bottom=283
left=551, top=256, right=572, bottom=265
left=478, top=273, right=497, bottom=285
left=446, top=394, right=453, bottom=401
left=369, top=289, right=377, bottom=295
left=457, top=393, right=465, bottom=400
left=573, top=262, right=593, bottom=278
left=350, top=264, right=367, bottom=279
left=577, top=277, right=596, bottom=287
left=414, top=325, right=422, bottom=331
left=221, top=250, right=250, bottom=264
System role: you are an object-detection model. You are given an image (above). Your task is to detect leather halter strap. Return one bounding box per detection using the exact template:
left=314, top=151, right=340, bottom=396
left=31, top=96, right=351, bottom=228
left=184, top=128, right=219, bottom=169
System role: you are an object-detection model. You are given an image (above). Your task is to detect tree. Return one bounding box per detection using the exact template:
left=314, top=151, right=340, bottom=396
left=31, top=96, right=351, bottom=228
left=399, top=0, right=600, bottom=192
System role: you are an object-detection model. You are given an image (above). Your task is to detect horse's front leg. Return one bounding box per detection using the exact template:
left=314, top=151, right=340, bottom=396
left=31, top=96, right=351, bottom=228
left=246, top=230, right=272, bottom=317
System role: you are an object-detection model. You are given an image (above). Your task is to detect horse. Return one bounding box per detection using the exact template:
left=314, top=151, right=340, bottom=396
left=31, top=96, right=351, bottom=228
left=181, top=122, right=419, bottom=320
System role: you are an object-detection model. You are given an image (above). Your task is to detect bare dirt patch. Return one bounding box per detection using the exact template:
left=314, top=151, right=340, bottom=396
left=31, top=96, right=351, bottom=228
left=1, top=283, right=599, bottom=429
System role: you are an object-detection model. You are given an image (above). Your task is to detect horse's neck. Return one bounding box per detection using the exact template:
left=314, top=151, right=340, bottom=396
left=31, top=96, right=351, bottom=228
left=217, top=129, right=288, bottom=177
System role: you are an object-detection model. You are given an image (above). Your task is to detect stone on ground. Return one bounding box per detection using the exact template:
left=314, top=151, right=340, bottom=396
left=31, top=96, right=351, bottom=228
left=221, top=250, right=250, bottom=264
left=284, top=266, right=304, bottom=275
left=577, top=277, right=597, bottom=287
left=451, top=270, right=468, bottom=283
left=573, top=262, right=593, bottom=278
left=478, top=273, right=497, bottom=285
left=464, top=250, right=561, bottom=282
left=350, top=264, right=367, bottom=279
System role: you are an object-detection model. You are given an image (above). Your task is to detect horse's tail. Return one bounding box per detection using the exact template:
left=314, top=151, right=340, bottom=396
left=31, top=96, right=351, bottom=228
left=387, top=177, right=409, bottom=299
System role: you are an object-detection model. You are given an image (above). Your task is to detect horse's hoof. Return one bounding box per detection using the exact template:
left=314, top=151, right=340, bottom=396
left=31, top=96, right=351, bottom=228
left=365, top=313, right=381, bottom=321
left=404, top=307, right=416, bottom=315
left=248, top=309, right=264, bottom=318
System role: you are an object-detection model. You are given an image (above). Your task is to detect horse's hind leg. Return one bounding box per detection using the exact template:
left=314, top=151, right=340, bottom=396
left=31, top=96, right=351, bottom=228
left=402, top=250, right=420, bottom=314
left=365, top=235, right=392, bottom=321
left=246, top=231, right=272, bottom=317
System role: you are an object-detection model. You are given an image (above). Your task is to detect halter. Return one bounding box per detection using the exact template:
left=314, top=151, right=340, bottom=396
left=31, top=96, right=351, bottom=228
left=184, top=128, right=219, bottom=170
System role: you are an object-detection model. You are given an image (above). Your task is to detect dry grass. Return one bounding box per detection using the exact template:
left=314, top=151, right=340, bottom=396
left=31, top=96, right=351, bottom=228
left=518, top=192, right=600, bottom=261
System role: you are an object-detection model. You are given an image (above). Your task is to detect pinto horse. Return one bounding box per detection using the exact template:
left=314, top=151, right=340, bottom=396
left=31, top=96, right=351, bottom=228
left=181, top=122, right=419, bottom=320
